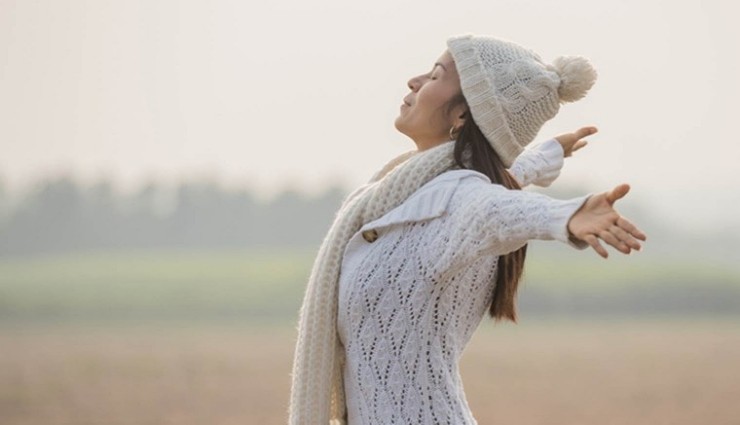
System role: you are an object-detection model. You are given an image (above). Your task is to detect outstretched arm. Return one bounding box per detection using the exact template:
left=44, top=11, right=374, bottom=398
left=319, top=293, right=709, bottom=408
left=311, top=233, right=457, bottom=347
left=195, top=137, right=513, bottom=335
left=466, top=183, right=594, bottom=257
left=508, top=126, right=597, bottom=187
left=464, top=179, right=645, bottom=259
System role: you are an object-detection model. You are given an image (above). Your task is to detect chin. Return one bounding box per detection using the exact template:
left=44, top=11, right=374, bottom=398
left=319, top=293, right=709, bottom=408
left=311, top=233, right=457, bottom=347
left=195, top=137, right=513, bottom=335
left=394, top=113, right=409, bottom=129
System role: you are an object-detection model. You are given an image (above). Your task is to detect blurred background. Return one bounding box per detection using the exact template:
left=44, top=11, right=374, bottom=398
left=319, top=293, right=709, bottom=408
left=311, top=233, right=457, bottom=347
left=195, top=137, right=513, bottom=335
left=1, top=0, right=738, bottom=424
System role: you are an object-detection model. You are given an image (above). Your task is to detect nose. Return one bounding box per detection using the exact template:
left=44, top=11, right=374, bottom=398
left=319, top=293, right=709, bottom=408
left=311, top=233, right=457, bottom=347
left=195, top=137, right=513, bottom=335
left=407, top=75, right=421, bottom=92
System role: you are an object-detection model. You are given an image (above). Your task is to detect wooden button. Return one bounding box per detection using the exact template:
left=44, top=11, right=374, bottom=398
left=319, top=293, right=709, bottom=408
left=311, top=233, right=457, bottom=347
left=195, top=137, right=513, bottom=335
left=361, top=229, right=379, bottom=243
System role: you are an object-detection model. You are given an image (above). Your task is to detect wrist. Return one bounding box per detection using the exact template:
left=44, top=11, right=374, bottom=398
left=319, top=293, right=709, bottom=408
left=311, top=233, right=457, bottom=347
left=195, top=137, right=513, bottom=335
left=567, top=222, right=576, bottom=239
left=546, top=138, right=565, bottom=156
left=567, top=229, right=578, bottom=241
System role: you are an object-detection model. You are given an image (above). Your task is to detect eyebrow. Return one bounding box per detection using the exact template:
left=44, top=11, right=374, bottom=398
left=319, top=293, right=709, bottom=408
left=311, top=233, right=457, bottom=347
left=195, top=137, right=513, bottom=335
left=434, top=62, right=448, bottom=71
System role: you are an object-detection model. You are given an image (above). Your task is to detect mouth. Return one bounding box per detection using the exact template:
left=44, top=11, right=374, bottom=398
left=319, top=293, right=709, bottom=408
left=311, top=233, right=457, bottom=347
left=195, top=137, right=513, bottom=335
left=403, top=97, right=412, bottom=106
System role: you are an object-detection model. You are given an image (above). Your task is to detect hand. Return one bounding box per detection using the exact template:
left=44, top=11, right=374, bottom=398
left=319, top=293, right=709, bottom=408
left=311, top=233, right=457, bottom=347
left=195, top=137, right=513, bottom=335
left=554, top=126, right=597, bottom=158
left=567, top=183, right=647, bottom=259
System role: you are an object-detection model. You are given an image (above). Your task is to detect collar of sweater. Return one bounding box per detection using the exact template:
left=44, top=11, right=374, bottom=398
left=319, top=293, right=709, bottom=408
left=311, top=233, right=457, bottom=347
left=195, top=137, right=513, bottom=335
left=357, top=168, right=488, bottom=234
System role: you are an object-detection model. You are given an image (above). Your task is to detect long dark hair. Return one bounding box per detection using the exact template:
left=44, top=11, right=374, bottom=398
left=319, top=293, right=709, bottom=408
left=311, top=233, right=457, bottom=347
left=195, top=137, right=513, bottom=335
left=445, top=93, right=527, bottom=324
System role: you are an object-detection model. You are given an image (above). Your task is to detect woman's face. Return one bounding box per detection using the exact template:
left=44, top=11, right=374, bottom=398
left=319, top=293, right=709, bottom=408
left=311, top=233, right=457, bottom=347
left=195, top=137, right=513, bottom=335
left=394, top=49, right=467, bottom=151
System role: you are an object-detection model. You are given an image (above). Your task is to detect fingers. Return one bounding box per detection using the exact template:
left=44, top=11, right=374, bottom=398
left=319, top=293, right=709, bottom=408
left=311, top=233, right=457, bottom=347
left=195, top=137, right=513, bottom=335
left=583, top=234, right=609, bottom=258
left=574, top=126, right=598, bottom=139
left=617, top=216, right=647, bottom=241
left=606, top=183, right=630, bottom=205
left=609, top=224, right=642, bottom=251
left=572, top=140, right=588, bottom=152
left=587, top=217, right=648, bottom=259
left=599, top=229, right=631, bottom=254
left=588, top=228, right=640, bottom=259
left=557, top=126, right=596, bottom=157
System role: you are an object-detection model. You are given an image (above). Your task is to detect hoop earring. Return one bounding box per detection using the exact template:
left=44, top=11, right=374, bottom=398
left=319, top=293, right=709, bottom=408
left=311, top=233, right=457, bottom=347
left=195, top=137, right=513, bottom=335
left=449, top=125, right=458, bottom=141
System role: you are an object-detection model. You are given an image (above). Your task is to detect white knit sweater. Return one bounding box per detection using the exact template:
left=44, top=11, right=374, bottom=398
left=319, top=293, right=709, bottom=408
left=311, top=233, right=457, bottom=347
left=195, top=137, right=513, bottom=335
left=288, top=137, right=591, bottom=424
left=335, top=139, right=590, bottom=424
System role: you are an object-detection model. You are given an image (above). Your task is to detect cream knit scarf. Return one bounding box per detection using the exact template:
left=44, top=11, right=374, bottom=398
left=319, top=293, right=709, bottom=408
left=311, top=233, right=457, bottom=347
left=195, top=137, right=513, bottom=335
left=288, top=140, right=460, bottom=424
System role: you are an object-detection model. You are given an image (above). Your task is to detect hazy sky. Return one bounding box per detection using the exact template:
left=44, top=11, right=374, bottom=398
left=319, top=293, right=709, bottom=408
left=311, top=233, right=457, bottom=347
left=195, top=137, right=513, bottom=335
left=1, top=0, right=738, bottom=236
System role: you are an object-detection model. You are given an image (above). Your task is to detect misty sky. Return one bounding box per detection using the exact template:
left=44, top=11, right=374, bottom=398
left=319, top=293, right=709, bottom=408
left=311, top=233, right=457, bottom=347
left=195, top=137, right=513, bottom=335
left=0, top=0, right=738, bottom=237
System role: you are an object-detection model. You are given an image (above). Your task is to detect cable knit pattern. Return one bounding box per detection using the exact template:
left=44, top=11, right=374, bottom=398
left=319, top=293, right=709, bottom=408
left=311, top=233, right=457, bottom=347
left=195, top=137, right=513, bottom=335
left=337, top=169, right=591, bottom=425
left=446, top=33, right=597, bottom=168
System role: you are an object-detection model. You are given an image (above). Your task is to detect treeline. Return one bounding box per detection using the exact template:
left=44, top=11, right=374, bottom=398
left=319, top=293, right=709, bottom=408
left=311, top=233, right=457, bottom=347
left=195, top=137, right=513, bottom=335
left=0, top=175, right=348, bottom=256
left=0, top=172, right=710, bottom=258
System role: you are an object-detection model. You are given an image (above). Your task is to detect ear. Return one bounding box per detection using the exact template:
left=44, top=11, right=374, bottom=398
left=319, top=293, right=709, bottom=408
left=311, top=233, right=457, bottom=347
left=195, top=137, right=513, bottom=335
left=451, top=104, right=468, bottom=129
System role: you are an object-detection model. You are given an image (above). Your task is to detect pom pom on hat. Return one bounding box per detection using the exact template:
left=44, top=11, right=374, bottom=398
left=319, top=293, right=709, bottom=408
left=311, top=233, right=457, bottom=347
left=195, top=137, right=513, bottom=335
left=550, top=56, right=598, bottom=103
left=446, top=33, right=599, bottom=167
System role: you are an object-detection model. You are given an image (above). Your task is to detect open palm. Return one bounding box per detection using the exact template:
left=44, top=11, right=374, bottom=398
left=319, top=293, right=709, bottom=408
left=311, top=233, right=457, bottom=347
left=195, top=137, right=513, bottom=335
left=567, top=183, right=647, bottom=258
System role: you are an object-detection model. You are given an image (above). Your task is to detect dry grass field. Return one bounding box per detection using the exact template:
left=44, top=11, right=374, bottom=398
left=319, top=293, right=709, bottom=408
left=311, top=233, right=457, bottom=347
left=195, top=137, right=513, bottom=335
left=0, top=319, right=738, bottom=425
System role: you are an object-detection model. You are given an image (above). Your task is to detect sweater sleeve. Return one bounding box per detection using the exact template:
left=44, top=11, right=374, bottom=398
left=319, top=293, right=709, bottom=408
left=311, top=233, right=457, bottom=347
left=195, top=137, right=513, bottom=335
left=507, top=138, right=564, bottom=188
left=465, top=182, right=592, bottom=256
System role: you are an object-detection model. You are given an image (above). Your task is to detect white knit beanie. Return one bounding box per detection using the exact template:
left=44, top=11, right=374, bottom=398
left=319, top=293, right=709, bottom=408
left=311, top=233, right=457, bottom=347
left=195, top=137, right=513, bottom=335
left=446, top=33, right=598, bottom=168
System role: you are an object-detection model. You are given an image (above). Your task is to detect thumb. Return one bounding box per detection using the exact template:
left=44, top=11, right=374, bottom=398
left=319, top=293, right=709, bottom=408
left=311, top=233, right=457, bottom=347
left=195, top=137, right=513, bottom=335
left=606, top=183, right=630, bottom=205
left=574, top=126, right=598, bottom=139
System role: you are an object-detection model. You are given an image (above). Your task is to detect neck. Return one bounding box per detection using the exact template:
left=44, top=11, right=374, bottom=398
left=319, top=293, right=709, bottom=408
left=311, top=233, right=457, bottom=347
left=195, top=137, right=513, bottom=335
left=415, top=136, right=454, bottom=152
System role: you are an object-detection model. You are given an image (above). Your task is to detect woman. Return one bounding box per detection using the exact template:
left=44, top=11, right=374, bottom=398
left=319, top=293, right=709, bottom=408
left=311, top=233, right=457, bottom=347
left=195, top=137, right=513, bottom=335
left=288, top=33, right=647, bottom=425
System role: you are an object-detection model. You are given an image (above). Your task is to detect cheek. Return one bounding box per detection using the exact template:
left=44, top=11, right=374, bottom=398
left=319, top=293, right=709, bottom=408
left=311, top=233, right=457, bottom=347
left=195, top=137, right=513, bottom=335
left=417, top=86, right=453, bottom=115
left=418, top=88, right=444, bottom=107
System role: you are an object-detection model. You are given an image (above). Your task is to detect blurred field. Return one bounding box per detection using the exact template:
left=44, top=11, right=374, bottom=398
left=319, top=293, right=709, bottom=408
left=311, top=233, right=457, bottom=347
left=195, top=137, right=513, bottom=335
left=0, top=248, right=316, bottom=322
left=1, top=319, right=739, bottom=425
left=0, top=247, right=738, bottom=424
left=1, top=247, right=738, bottom=323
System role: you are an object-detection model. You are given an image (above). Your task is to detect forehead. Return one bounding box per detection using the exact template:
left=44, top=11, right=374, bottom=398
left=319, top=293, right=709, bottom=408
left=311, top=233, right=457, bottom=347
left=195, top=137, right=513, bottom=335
left=435, top=50, right=456, bottom=72
left=437, top=49, right=454, bottom=64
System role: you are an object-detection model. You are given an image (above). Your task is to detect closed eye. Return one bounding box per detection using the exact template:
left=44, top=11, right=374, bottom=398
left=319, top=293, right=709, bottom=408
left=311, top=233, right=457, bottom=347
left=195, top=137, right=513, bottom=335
left=429, top=63, right=442, bottom=79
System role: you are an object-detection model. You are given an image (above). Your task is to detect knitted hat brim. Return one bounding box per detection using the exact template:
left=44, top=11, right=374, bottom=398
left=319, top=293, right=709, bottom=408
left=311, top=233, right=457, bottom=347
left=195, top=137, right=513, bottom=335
left=446, top=34, right=523, bottom=168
